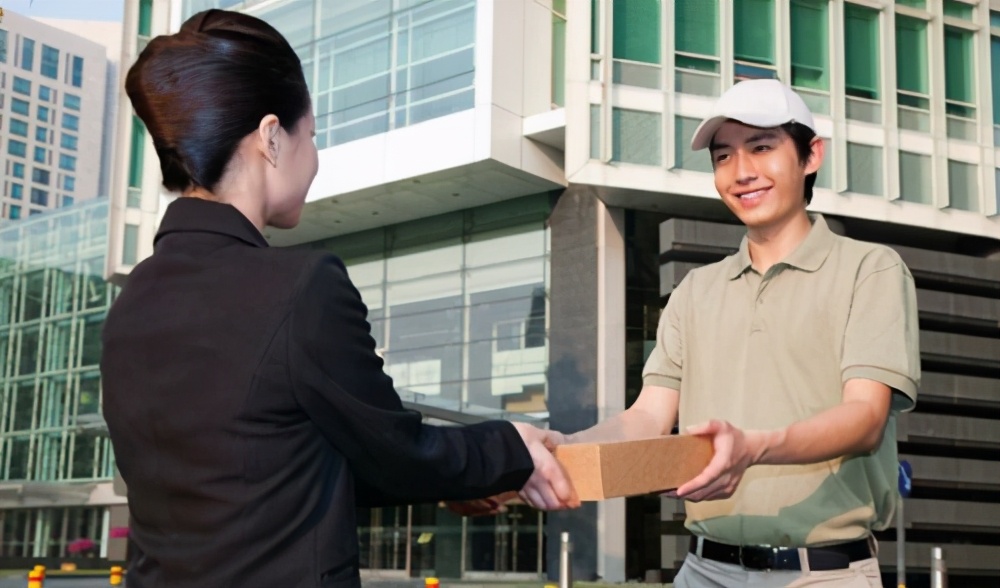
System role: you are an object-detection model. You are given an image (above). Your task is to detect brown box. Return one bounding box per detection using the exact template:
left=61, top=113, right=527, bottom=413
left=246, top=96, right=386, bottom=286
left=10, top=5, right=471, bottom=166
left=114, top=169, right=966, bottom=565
left=554, top=435, right=714, bottom=501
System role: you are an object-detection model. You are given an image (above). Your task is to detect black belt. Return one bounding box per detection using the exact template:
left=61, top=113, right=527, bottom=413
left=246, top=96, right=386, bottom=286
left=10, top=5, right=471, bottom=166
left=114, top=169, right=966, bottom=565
left=689, top=536, right=873, bottom=571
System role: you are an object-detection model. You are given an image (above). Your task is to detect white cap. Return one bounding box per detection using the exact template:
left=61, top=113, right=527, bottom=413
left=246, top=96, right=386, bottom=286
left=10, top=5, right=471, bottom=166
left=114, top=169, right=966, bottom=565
left=690, top=79, right=816, bottom=151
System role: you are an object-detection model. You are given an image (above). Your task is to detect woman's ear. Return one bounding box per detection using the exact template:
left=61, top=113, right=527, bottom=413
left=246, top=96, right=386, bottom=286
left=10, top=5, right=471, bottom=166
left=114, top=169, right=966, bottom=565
left=256, top=115, right=281, bottom=167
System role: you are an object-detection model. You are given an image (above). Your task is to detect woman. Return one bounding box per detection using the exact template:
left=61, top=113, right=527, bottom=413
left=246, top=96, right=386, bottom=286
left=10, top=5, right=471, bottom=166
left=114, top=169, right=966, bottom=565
left=101, top=10, right=577, bottom=587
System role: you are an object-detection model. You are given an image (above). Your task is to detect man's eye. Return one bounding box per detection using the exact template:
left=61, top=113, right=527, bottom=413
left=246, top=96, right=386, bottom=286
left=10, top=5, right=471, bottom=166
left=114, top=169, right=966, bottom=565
left=753, top=144, right=772, bottom=152
left=715, top=153, right=730, bottom=163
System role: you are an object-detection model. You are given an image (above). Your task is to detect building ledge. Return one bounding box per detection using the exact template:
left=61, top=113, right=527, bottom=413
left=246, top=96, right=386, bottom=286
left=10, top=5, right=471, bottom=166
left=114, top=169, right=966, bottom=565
left=523, top=108, right=566, bottom=151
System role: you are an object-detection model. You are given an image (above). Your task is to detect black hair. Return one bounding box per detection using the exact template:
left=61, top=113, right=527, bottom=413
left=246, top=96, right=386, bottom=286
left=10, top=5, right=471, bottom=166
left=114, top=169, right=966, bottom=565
left=780, top=122, right=819, bottom=205
left=125, top=10, right=311, bottom=193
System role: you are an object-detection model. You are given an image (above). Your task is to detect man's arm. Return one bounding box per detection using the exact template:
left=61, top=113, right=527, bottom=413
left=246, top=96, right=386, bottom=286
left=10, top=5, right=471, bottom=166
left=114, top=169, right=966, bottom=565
left=675, top=378, right=892, bottom=502
left=562, top=384, right=680, bottom=445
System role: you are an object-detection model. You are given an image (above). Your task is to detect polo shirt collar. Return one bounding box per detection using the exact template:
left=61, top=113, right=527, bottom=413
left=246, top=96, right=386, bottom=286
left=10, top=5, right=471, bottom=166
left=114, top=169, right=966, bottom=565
left=728, top=214, right=835, bottom=279
left=155, top=197, right=269, bottom=248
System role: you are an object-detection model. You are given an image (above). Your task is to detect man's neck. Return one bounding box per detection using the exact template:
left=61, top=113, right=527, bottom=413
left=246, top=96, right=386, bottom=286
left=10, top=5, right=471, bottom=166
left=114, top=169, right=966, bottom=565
left=746, top=211, right=813, bottom=273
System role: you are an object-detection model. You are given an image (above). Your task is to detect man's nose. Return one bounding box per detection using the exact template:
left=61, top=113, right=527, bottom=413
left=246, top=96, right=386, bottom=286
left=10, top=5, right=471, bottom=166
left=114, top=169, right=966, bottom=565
left=733, top=150, right=758, bottom=184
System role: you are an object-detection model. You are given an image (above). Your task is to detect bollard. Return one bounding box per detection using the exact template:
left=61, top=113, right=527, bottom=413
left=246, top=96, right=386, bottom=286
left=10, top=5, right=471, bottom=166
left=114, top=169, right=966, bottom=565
left=930, top=547, right=947, bottom=588
left=110, top=565, right=124, bottom=586
left=26, top=568, right=43, bottom=588
left=424, top=577, right=439, bottom=588
left=559, top=532, right=572, bottom=588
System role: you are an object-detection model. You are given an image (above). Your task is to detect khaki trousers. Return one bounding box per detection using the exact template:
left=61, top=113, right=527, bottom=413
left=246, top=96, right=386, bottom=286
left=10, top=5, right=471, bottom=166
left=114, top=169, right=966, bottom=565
left=674, top=552, right=883, bottom=587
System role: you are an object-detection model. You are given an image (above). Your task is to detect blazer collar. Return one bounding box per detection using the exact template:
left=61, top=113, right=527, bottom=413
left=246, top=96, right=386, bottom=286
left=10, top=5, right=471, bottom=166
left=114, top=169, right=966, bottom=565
left=155, top=197, right=269, bottom=248
left=728, top=214, right=835, bottom=279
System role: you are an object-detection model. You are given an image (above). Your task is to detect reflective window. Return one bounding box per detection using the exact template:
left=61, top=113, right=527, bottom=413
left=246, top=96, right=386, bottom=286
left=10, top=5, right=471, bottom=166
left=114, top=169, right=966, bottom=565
left=847, top=143, right=883, bottom=196
left=9, top=119, right=29, bottom=137
left=947, top=159, right=978, bottom=212
left=59, top=154, right=77, bottom=172
left=41, top=45, right=59, bottom=79
left=13, top=76, right=32, bottom=95
left=899, top=151, right=933, bottom=205
left=312, top=196, right=550, bottom=418
left=790, top=0, right=829, bottom=113
left=674, top=116, right=713, bottom=173
left=64, top=94, right=82, bottom=111
left=71, top=56, right=85, bottom=87
left=612, top=108, right=661, bottom=165
left=8, top=140, right=28, bottom=157
left=61, top=133, right=78, bottom=151
left=21, top=38, right=35, bottom=71
left=0, top=29, right=7, bottom=63
left=63, top=113, right=80, bottom=131
left=12, top=98, right=30, bottom=116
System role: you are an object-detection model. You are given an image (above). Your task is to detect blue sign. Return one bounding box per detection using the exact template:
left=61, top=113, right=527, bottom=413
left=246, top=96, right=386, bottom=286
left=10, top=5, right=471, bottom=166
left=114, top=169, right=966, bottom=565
left=898, top=460, right=913, bottom=498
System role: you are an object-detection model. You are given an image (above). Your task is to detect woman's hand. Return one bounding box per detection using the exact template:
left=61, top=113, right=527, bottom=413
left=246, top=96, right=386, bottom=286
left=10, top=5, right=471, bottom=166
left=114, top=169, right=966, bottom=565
left=511, top=423, right=580, bottom=511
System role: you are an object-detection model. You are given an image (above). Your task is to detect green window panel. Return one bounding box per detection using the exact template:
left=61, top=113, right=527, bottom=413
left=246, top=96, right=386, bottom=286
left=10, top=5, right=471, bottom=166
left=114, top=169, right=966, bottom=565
left=734, top=0, right=775, bottom=65
left=675, top=0, right=718, bottom=69
left=896, top=15, right=929, bottom=109
left=899, top=151, right=933, bottom=204
left=139, top=0, right=154, bottom=37
left=943, top=1, right=973, bottom=20
left=992, top=36, right=1000, bottom=125
left=129, top=116, right=146, bottom=190
left=0, top=29, right=7, bottom=63
left=613, top=0, right=660, bottom=64
left=611, top=108, right=661, bottom=165
left=790, top=0, right=828, bottom=90
left=991, top=11, right=1000, bottom=29
left=945, top=27, right=975, bottom=115
left=591, top=0, right=599, bottom=53
left=847, top=143, right=883, bottom=196
left=896, top=0, right=925, bottom=8
left=844, top=4, right=880, bottom=100
left=947, top=159, right=978, bottom=211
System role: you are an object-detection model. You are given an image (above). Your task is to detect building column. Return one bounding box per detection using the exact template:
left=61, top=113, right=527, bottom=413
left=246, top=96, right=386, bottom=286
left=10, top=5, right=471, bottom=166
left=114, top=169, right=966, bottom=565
left=546, top=188, right=626, bottom=582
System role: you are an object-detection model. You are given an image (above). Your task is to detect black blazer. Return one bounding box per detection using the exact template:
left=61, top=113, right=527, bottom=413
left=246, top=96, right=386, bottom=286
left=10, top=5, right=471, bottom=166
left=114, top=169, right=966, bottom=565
left=101, top=198, right=533, bottom=588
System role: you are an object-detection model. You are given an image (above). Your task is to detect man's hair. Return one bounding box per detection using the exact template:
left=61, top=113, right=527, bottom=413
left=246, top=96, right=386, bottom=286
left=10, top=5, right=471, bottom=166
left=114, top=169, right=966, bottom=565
left=780, top=122, right=818, bottom=205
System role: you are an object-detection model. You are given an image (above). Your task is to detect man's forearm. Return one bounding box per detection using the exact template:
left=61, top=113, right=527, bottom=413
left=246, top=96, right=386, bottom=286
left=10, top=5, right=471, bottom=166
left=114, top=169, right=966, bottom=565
left=748, top=379, right=892, bottom=467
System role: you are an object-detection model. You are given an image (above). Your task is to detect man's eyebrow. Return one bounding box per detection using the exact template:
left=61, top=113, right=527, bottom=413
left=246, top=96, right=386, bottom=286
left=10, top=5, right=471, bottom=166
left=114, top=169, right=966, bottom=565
left=746, top=130, right=781, bottom=143
left=709, top=140, right=730, bottom=152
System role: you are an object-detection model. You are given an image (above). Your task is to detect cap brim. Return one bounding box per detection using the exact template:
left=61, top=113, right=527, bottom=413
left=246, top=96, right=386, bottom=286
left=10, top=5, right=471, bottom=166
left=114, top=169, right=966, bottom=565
left=689, top=113, right=797, bottom=151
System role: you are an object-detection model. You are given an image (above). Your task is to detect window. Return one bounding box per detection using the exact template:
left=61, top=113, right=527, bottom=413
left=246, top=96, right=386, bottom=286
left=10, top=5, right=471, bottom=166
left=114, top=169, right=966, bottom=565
left=992, top=36, right=1000, bottom=144
left=944, top=0, right=973, bottom=20
left=39, top=85, right=51, bottom=102
left=895, top=16, right=929, bottom=110
left=38, top=105, right=50, bottom=123
left=675, top=0, right=719, bottom=95
left=63, top=176, right=75, bottom=192
left=11, top=184, right=24, bottom=199
left=62, top=195, right=74, bottom=207
left=35, top=147, right=47, bottom=163
left=41, top=45, right=59, bottom=79
left=896, top=0, right=925, bottom=8
left=9, top=205, right=22, bottom=219
left=13, top=77, right=32, bottom=95
left=71, top=56, right=84, bottom=87
left=61, top=134, right=78, bottom=151
left=899, top=151, right=932, bottom=204
left=675, top=116, right=714, bottom=173
left=35, top=127, right=48, bottom=143
left=59, top=154, right=76, bottom=171
left=733, top=0, right=776, bottom=79
left=123, top=224, right=141, bottom=266
left=8, top=140, right=27, bottom=157
left=32, top=168, right=50, bottom=186
left=63, top=113, right=80, bottom=131
left=790, top=0, right=829, bottom=94
left=21, top=38, right=35, bottom=71
left=944, top=27, right=975, bottom=118
left=992, top=10, right=1000, bottom=29
left=947, top=160, right=978, bottom=211
left=844, top=4, right=880, bottom=100
left=9, top=119, right=29, bottom=137
left=129, top=116, right=146, bottom=189
left=613, top=0, right=660, bottom=64
left=847, top=143, right=882, bottom=195
left=30, top=188, right=48, bottom=206
left=0, top=29, right=7, bottom=63
left=139, top=0, right=154, bottom=37
left=611, top=108, right=661, bottom=165
left=64, top=94, right=81, bottom=111
left=12, top=98, right=30, bottom=116
left=13, top=162, right=25, bottom=179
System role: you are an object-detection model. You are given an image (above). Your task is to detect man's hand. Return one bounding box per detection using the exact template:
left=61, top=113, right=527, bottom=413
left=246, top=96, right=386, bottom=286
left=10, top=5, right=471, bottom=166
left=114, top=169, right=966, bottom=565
left=670, top=420, right=762, bottom=502
left=511, top=423, right=580, bottom=511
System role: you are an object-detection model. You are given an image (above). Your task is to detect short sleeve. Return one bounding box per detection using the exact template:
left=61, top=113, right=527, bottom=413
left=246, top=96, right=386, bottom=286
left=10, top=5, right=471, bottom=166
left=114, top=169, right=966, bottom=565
left=642, top=274, right=690, bottom=390
left=841, top=249, right=920, bottom=412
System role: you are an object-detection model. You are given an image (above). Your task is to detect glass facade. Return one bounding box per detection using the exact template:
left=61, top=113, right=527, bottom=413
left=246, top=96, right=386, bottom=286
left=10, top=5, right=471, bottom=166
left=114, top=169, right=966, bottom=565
left=0, top=199, right=117, bottom=558
left=309, top=196, right=550, bottom=420
left=183, top=0, right=478, bottom=149
left=305, top=195, right=551, bottom=575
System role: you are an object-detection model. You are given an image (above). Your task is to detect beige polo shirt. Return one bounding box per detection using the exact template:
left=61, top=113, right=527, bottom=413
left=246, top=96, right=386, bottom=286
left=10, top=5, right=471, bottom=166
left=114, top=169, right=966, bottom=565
left=643, top=214, right=920, bottom=547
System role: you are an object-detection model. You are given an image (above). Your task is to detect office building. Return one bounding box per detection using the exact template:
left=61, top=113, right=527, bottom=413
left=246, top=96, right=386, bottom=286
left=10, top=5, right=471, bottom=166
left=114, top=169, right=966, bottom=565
left=0, top=9, right=110, bottom=220
left=98, top=0, right=999, bottom=584
left=0, top=198, right=124, bottom=564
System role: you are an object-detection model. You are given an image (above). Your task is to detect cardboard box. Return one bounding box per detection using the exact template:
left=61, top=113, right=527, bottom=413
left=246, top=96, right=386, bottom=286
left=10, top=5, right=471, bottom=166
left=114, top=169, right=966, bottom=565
left=554, top=435, right=714, bottom=501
